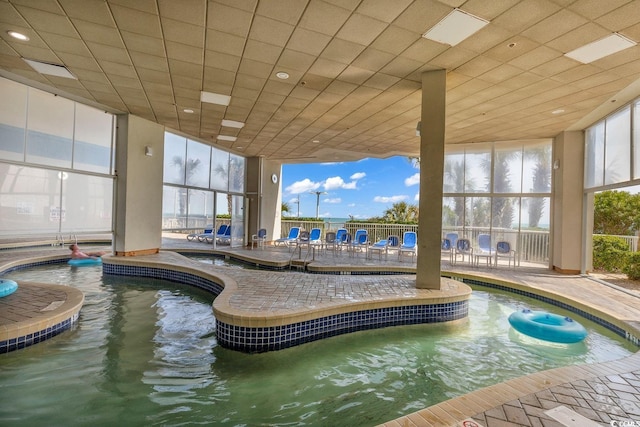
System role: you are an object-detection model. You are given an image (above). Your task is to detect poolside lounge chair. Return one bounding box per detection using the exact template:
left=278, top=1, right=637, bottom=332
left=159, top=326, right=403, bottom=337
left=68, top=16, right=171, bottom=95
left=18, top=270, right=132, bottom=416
left=274, top=227, right=300, bottom=247
left=398, top=231, right=417, bottom=262
left=445, top=232, right=458, bottom=249
left=251, top=228, right=267, bottom=250
left=337, top=232, right=352, bottom=253
left=367, top=235, right=399, bottom=260
left=323, top=231, right=337, bottom=255
left=217, top=225, right=232, bottom=244
left=298, top=228, right=322, bottom=250
left=495, top=241, right=517, bottom=267
left=197, top=224, right=221, bottom=242
left=453, top=238, right=473, bottom=264
left=187, top=224, right=213, bottom=241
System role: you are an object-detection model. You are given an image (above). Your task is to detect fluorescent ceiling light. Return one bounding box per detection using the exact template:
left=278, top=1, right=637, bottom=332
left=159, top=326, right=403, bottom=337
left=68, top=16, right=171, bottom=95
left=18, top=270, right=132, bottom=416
left=217, top=135, right=237, bottom=142
left=8, top=31, right=29, bottom=41
left=221, top=119, right=245, bottom=128
left=422, top=9, right=489, bottom=46
left=23, top=58, right=76, bottom=79
left=564, top=33, right=636, bottom=64
left=200, top=91, right=231, bottom=106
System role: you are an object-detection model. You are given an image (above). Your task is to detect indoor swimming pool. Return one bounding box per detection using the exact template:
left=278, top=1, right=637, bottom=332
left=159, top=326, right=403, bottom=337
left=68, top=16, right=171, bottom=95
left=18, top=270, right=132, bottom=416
left=0, top=262, right=636, bottom=426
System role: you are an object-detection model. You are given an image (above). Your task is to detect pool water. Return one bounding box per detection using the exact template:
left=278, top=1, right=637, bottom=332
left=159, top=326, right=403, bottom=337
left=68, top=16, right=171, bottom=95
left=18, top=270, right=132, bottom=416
left=0, top=264, right=636, bottom=427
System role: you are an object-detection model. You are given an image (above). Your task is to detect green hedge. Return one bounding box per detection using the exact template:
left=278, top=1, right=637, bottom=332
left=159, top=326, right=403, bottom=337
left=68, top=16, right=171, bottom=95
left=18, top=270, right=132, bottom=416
left=592, top=235, right=629, bottom=272
left=623, top=252, right=640, bottom=280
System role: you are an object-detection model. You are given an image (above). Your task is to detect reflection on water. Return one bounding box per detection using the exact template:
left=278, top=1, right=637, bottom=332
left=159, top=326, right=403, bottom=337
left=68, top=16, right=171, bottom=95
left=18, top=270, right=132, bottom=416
left=0, top=264, right=635, bottom=426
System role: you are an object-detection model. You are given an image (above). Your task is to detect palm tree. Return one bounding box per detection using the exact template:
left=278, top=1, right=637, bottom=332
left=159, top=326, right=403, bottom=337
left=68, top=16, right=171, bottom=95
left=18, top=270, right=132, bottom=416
left=281, top=201, right=291, bottom=216
left=525, top=145, right=551, bottom=228
left=172, top=156, right=201, bottom=216
left=383, top=201, right=419, bottom=223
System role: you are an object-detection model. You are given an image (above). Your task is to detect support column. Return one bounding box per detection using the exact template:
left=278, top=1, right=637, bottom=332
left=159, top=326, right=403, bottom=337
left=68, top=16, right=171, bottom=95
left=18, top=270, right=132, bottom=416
left=113, top=114, right=165, bottom=256
left=416, top=70, right=446, bottom=289
left=552, top=130, right=585, bottom=274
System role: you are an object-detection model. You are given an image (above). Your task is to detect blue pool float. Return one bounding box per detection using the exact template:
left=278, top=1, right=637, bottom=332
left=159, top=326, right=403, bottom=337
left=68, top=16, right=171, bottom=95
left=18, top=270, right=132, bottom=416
left=508, top=309, right=587, bottom=343
left=0, top=279, right=18, bottom=297
left=68, top=257, right=103, bottom=267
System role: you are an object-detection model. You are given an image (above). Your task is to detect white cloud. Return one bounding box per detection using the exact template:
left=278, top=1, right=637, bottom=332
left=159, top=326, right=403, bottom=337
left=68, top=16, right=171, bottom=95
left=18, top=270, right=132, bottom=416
left=405, top=173, right=420, bottom=186
left=348, top=203, right=356, bottom=207
left=414, top=193, right=419, bottom=201
left=286, top=178, right=320, bottom=194
left=324, top=198, right=341, bottom=204
left=373, top=195, right=408, bottom=203
left=350, top=172, right=366, bottom=180
left=323, top=176, right=358, bottom=190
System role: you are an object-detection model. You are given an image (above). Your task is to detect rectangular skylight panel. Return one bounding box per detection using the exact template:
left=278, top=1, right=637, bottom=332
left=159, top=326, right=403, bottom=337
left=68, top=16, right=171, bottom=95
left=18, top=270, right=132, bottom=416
left=221, top=119, right=245, bottom=128
left=201, top=91, right=231, bottom=106
left=23, top=59, right=76, bottom=79
left=422, top=9, right=489, bottom=46
left=564, top=33, right=636, bottom=64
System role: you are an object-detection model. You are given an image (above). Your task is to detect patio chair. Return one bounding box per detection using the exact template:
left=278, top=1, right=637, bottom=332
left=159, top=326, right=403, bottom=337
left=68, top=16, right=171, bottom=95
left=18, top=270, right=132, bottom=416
left=441, top=237, right=453, bottom=263
left=274, top=226, right=300, bottom=247
left=337, top=232, right=352, bottom=253
left=251, top=228, right=267, bottom=250
left=474, top=233, right=495, bottom=267
left=217, top=225, right=232, bottom=244
left=445, top=232, right=458, bottom=249
left=348, top=229, right=368, bottom=257
left=398, top=231, right=417, bottom=262
left=453, top=238, right=473, bottom=264
left=323, top=231, right=337, bottom=255
left=495, top=241, right=517, bottom=267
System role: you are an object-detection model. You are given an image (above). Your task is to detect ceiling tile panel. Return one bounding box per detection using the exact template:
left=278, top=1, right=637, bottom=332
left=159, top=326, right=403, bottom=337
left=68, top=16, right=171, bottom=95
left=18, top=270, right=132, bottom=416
left=14, top=5, right=77, bottom=37
left=158, top=0, right=206, bottom=25
left=207, top=2, right=253, bottom=37
left=256, top=0, right=308, bottom=25
left=109, top=4, right=162, bottom=38
left=59, top=0, right=114, bottom=26
left=162, top=18, right=205, bottom=48
left=249, top=15, right=295, bottom=47
left=130, top=51, right=169, bottom=72
left=321, top=38, right=367, bottom=64
left=336, top=13, right=388, bottom=46
left=521, top=9, right=588, bottom=44
left=286, top=27, right=332, bottom=56
left=371, top=25, right=421, bottom=55
left=491, top=0, right=560, bottom=33
left=298, top=0, right=351, bottom=36
left=277, top=49, right=316, bottom=72
left=595, top=1, right=640, bottom=31
left=166, top=41, right=203, bottom=65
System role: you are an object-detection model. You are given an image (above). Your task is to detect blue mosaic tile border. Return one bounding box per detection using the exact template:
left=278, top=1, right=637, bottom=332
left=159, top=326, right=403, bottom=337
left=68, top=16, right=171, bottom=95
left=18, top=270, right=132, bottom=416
left=445, top=275, right=640, bottom=347
left=103, top=263, right=224, bottom=295
left=216, top=301, right=469, bottom=353
left=1, top=258, right=67, bottom=274
left=0, top=312, right=79, bottom=354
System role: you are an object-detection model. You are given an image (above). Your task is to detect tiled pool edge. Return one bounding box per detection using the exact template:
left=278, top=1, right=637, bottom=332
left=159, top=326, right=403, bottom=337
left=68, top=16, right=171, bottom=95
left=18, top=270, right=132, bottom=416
left=102, top=260, right=470, bottom=353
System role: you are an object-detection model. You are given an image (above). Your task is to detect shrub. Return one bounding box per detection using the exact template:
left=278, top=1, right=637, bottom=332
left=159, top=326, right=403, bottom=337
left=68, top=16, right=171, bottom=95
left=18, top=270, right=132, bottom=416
left=623, top=252, right=640, bottom=280
left=592, top=235, right=629, bottom=272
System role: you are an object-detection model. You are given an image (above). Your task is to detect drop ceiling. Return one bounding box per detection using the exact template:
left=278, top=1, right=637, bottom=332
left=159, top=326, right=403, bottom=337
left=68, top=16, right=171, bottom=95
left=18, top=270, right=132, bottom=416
left=1, top=0, right=640, bottom=164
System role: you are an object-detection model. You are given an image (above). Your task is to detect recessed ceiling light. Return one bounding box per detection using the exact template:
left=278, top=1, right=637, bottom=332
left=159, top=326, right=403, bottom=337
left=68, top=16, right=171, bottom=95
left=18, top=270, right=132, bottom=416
left=200, top=91, right=231, bottom=106
left=276, top=71, right=289, bottom=79
left=183, top=108, right=194, bottom=113
left=217, top=135, right=237, bottom=142
left=422, top=9, right=489, bottom=46
left=8, top=31, right=29, bottom=41
left=564, top=33, right=636, bottom=64
left=23, top=58, right=76, bottom=79
left=221, top=119, right=245, bottom=128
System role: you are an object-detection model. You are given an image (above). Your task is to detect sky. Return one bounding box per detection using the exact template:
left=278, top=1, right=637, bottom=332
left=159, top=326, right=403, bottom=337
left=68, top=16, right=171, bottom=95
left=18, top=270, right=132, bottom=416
left=281, top=156, right=420, bottom=220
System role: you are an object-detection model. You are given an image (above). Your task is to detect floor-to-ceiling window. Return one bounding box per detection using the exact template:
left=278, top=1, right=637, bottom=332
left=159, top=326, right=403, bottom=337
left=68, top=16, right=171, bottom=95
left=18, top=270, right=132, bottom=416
left=0, top=77, right=115, bottom=236
left=443, top=139, right=552, bottom=265
left=162, top=132, right=245, bottom=247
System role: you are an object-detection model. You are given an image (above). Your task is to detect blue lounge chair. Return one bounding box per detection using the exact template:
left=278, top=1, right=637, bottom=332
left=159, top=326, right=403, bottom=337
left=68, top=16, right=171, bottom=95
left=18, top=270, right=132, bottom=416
left=474, top=233, right=495, bottom=266
left=251, top=228, right=267, bottom=250
left=217, top=225, right=232, bottom=244
left=188, top=224, right=213, bottom=241
left=441, top=237, right=453, bottom=263
left=196, top=224, right=219, bottom=242
left=398, top=231, right=417, bottom=262
left=349, top=229, right=368, bottom=257
left=203, top=224, right=228, bottom=243
left=453, top=238, right=473, bottom=264
left=495, top=240, right=517, bottom=267
left=367, top=235, right=399, bottom=260
left=275, top=227, right=300, bottom=247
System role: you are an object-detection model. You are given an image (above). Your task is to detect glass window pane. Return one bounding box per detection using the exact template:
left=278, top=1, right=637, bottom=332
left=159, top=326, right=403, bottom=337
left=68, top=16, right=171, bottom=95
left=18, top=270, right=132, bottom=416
left=185, top=139, right=211, bottom=188
left=493, top=145, right=522, bottom=193
left=635, top=102, right=640, bottom=180
left=61, top=173, right=113, bottom=232
left=210, top=147, right=229, bottom=191
left=162, top=186, right=186, bottom=229
left=230, top=194, right=244, bottom=247
left=522, top=142, right=552, bottom=193
left=520, top=196, right=550, bottom=263
left=463, top=147, right=491, bottom=193
left=228, top=153, right=245, bottom=193
left=26, top=89, right=74, bottom=168
left=443, top=152, right=465, bottom=193
left=0, top=164, right=61, bottom=235
left=465, top=196, right=491, bottom=229
left=442, top=196, right=464, bottom=228
left=492, top=196, right=520, bottom=250
left=0, top=78, right=27, bottom=162
left=187, top=189, right=213, bottom=229
left=216, top=192, right=230, bottom=217
left=604, top=107, right=631, bottom=185
left=521, top=196, right=549, bottom=230
left=585, top=122, right=605, bottom=188
left=74, top=104, right=113, bottom=173
left=163, top=132, right=187, bottom=185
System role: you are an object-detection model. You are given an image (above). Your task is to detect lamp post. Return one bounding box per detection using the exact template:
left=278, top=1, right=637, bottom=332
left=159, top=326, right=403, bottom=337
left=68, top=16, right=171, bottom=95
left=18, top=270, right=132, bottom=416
left=294, top=197, right=300, bottom=217
left=310, top=191, right=327, bottom=219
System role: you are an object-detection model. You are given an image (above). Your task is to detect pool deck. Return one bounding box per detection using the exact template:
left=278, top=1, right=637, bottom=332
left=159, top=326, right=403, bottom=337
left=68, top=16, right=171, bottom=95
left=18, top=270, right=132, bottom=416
left=1, top=234, right=640, bottom=426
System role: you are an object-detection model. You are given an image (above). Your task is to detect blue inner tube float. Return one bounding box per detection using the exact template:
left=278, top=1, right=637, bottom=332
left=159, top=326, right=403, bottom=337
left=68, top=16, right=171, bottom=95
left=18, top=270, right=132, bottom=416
left=508, top=309, right=587, bottom=343
left=68, top=257, right=103, bottom=267
left=0, top=279, right=18, bottom=297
